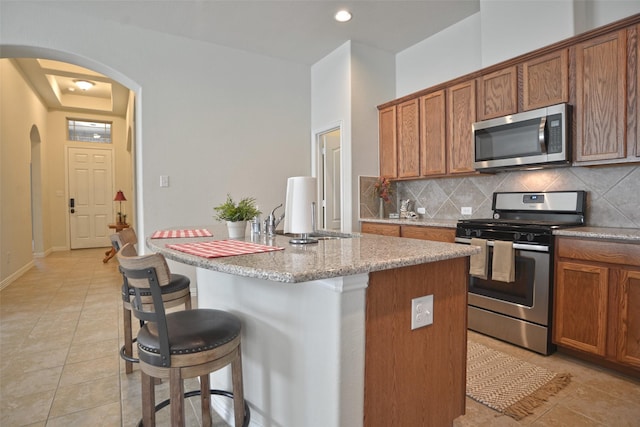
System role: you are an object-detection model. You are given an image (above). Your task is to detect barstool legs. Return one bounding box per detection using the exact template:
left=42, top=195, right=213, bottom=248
left=141, top=371, right=156, bottom=426
left=200, top=374, right=212, bottom=427
left=123, top=306, right=134, bottom=374
left=232, top=347, right=245, bottom=426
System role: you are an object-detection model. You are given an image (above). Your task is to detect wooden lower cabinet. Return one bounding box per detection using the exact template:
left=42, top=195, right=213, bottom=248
left=554, top=237, right=640, bottom=372
left=617, top=269, right=640, bottom=368
left=554, top=261, right=609, bottom=356
left=401, top=225, right=455, bottom=243
left=361, top=222, right=456, bottom=243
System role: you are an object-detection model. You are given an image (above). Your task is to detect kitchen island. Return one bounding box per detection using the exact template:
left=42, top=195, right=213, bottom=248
left=147, top=226, right=478, bottom=427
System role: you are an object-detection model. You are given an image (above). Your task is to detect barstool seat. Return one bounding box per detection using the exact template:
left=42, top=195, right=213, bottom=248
left=137, top=309, right=240, bottom=365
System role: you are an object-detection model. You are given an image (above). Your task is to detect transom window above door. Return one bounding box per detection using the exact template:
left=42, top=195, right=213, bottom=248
left=67, top=119, right=112, bottom=143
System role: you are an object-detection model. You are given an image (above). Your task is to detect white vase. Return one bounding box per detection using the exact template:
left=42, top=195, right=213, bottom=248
left=226, top=221, right=247, bottom=239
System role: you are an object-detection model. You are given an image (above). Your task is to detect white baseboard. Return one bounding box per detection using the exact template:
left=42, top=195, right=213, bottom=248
left=0, top=260, right=36, bottom=291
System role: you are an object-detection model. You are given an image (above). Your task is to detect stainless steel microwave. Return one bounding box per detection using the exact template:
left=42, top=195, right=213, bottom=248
left=473, top=103, right=570, bottom=172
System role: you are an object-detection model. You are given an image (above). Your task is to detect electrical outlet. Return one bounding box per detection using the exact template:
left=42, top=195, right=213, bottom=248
left=417, top=207, right=426, bottom=215
left=461, top=206, right=472, bottom=215
left=411, top=295, right=433, bottom=330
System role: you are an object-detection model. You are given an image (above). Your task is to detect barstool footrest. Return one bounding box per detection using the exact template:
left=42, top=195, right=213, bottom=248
left=137, top=389, right=250, bottom=427
left=120, top=338, right=139, bottom=364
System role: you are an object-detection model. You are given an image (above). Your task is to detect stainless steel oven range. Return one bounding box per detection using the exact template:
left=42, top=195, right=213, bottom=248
left=455, top=191, right=586, bottom=355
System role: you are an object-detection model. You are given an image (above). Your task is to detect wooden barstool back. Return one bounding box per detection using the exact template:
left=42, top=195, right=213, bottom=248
left=114, top=229, right=191, bottom=374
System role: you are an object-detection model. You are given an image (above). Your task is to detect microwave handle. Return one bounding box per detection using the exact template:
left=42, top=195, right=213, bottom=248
left=538, top=116, right=547, bottom=152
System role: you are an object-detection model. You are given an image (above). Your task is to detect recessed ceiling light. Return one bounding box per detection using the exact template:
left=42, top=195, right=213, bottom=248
left=74, top=80, right=95, bottom=91
left=335, top=10, right=352, bottom=23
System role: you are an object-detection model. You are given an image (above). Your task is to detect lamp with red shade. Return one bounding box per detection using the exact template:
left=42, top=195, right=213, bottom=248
left=114, top=190, right=127, bottom=224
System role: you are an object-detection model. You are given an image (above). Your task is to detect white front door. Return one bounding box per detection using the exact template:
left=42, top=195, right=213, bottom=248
left=68, top=147, right=113, bottom=249
left=320, top=129, right=341, bottom=231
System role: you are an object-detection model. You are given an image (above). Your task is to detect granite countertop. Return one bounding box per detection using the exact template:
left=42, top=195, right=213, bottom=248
left=553, top=226, right=640, bottom=242
left=360, top=217, right=458, bottom=228
left=146, top=225, right=478, bottom=283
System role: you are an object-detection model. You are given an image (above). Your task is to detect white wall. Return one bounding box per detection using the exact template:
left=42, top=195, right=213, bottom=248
left=349, top=43, right=395, bottom=224
left=479, top=0, right=575, bottom=67
left=584, top=0, right=640, bottom=29
left=0, top=60, right=49, bottom=283
left=395, top=13, right=482, bottom=97
left=311, top=42, right=395, bottom=230
left=311, top=42, right=353, bottom=230
left=1, top=1, right=310, bottom=262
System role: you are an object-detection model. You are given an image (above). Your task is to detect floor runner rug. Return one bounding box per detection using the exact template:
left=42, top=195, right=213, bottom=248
left=466, top=340, right=571, bottom=420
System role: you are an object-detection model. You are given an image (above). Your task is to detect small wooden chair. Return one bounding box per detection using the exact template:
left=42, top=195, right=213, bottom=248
left=117, top=243, right=247, bottom=426
left=111, top=229, right=191, bottom=374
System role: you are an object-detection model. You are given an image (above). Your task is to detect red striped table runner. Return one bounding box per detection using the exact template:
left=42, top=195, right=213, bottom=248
left=166, top=240, right=284, bottom=258
left=151, top=229, right=213, bottom=239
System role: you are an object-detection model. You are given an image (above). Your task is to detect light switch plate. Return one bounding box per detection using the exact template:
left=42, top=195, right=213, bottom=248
left=160, top=175, right=170, bottom=187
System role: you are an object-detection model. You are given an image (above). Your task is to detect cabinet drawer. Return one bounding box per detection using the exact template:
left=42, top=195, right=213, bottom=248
left=361, top=222, right=400, bottom=237
left=401, top=226, right=455, bottom=243
left=557, top=237, right=640, bottom=266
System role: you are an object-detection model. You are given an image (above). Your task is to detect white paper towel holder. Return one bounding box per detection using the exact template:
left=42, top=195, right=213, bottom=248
left=284, top=176, right=319, bottom=245
left=288, top=200, right=318, bottom=245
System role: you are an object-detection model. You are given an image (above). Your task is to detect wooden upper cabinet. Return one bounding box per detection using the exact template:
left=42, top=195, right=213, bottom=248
left=477, top=67, right=517, bottom=120
left=379, top=105, right=397, bottom=178
left=397, top=99, right=420, bottom=178
left=420, top=91, right=447, bottom=176
left=575, top=29, right=627, bottom=162
left=522, top=49, right=569, bottom=111
left=447, top=80, right=476, bottom=174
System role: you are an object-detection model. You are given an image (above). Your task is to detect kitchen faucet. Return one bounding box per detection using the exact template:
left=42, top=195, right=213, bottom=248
left=265, top=204, right=284, bottom=236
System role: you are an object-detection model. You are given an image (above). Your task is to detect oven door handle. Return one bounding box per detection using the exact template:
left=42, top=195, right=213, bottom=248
left=455, top=237, right=549, bottom=253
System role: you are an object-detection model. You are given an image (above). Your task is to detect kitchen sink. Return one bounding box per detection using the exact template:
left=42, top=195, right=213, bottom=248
left=275, top=230, right=357, bottom=239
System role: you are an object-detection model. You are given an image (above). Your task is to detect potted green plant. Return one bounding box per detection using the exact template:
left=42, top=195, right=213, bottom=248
left=214, top=194, right=261, bottom=239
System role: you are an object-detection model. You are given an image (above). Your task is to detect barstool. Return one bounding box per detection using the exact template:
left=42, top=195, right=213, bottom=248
left=111, top=229, right=191, bottom=374
left=117, top=243, right=248, bottom=426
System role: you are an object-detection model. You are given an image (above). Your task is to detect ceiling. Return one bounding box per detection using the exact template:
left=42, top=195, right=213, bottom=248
left=13, top=58, right=132, bottom=117
left=11, top=0, right=480, bottom=118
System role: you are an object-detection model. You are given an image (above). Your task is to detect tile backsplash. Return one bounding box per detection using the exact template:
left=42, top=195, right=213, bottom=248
left=360, top=165, right=640, bottom=228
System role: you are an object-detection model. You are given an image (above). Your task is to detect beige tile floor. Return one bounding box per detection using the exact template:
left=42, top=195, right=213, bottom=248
left=1, top=248, right=639, bottom=426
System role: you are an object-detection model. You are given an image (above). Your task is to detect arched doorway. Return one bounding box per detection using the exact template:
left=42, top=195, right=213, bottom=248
left=1, top=46, right=141, bottom=254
